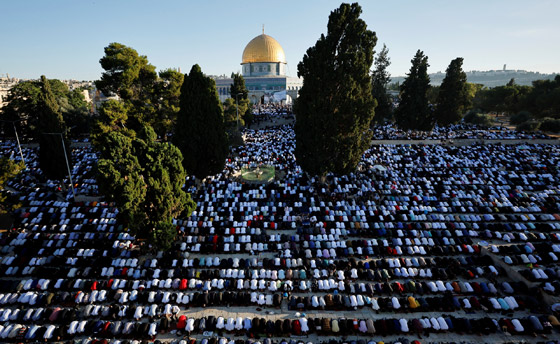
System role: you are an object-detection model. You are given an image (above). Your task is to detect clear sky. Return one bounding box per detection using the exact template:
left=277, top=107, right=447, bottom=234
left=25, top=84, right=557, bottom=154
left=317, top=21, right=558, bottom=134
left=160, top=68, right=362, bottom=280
left=1, top=0, right=558, bottom=81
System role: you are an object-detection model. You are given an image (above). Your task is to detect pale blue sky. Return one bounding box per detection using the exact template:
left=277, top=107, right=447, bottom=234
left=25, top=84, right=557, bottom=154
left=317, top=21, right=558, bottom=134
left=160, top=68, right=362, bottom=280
left=0, top=0, right=558, bottom=80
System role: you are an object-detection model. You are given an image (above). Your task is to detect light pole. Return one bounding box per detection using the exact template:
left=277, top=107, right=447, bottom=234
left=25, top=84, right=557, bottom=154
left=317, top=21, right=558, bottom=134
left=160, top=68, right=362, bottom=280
left=43, top=131, right=76, bottom=200
left=0, top=119, right=26, bottom=168
left=235, top=93, right=243, bottom=132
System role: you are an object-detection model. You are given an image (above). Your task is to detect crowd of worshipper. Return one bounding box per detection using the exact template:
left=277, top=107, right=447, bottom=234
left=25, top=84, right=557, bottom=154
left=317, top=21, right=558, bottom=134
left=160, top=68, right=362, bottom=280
left=370, top=123, right=553, bottom=140
left=250, top=105, right=294, bottom=129
left=1, top=123, right=560, bottom=344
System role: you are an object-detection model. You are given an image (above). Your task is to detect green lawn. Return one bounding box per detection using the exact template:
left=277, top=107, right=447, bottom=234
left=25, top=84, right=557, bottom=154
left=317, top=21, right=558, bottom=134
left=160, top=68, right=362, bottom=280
left=241, top=165, right=275, bottom=182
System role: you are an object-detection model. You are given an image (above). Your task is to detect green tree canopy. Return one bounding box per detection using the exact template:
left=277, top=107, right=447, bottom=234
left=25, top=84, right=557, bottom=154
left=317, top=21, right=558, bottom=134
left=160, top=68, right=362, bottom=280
left=97, top=99, right=129, bottom=131
left=96, top=42, right=157, bottom=101
left=224, top=73, right=252, bottom=128
left=90, top=99, right=136, bottom=146
left=174, top=64, right=228, bottom=179
left=0, top=81, right=41, bottom=137
left=434, top=57, right=469, bottom=125
left=153, top=68, right=184, bottom=139
left=371, top=44, right=392, bottom=123
left=473, top=83, right=532, bottom=115
left=426, top=85, right=439, bottom=105
left=387, top=81, right=400, bottom=91
left=463, top=110, right=494, bottom=127
left=295, top=2, right=377, bottom=177
left=465, top=83, right=484, bottom=109
left=95, top=43, right=198, bottom=136
left=395, top=50, right=433, bottom=131
left=524, top=75, right=560, bottom=118
left=63, top=88, right=92, bottom=136
left=96, top=126, right=196, bottom=249
left=37, top=76, right=73, bottom=181
left=230, top=73, right=249, bottom=100
left=93, top=43, right=198, bottom=249
left=0, top=158, right=24, bottom=215
left=516, top=119, right=540, bottom=132
left=540, top=117, right=560, bottom=132
left=223, top=98, right=250, bottom=128
left=510, top=111, right=533, bottom=125
left=95, top=42, right=159, bottom=131
left=1, top=79, right=90, bottom=138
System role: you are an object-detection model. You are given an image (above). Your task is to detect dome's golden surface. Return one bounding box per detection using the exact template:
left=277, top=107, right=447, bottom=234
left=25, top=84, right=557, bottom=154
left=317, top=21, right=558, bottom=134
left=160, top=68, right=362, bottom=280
left=242, top=34, right=286, bottom=64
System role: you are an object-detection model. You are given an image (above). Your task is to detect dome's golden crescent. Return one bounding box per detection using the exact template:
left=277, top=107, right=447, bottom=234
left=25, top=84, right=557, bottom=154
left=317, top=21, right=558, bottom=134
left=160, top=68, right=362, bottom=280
left=242, top=34, right=286, bottom=64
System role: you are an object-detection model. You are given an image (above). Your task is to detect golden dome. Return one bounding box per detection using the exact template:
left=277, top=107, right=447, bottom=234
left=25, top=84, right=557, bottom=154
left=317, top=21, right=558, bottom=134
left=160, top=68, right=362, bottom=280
left=242, top=34, right=286, bottom=64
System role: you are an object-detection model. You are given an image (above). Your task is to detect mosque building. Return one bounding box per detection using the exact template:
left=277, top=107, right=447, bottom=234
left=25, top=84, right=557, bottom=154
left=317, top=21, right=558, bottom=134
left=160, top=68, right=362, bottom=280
left=214, top=30, right=302, bottom=104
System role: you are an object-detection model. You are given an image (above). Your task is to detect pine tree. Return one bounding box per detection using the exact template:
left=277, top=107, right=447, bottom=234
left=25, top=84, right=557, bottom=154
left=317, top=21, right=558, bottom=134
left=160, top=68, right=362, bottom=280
left=37, top=76, right=73, bottom=181
left=94, top=44, right=199, bottom=250
left=96, top=126, right=196, bottom=249
left=174, top=64, right=228, bottom=179
left=96, top=42, right=157, bottom=102
left=371, top=44, right=393, bottom=123
left=395, top=50, right=433, bottom=131
left=295, top=3, right=377, bottom=176
left=96, top=42, right=158, bottom=132
left=435, top=57, right=468, bottom=125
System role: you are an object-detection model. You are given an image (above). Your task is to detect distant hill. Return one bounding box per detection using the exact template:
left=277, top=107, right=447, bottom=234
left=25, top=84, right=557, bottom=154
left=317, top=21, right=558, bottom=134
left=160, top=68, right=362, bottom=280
left=391, top=70, right=559, bottom=88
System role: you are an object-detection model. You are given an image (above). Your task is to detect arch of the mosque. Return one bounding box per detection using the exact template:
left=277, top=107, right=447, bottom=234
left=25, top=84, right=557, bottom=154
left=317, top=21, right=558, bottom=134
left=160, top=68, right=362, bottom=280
left=214, top=30, right=302, bottom=105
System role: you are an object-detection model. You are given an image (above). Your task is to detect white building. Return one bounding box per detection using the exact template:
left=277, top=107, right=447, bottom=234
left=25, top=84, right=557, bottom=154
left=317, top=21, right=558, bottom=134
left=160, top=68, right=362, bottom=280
left=0, top=75, right=21, bottom=108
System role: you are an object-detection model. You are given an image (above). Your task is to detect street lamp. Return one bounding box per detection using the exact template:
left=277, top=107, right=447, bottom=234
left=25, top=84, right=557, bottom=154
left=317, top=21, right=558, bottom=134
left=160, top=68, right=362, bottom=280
left=43, top=131, right=76, bottom=200
left=0, top=119, right=26, bottom=168
left=235, top=93, right=243, bottom=132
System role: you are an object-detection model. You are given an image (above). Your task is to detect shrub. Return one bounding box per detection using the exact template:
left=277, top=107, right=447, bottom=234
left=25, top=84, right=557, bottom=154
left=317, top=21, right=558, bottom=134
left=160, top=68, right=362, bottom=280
left=510, top=111, right=533, bottom=125
left=540, top=117, right=560, bottom=133
left=462, top=109, right=479, bottom=123
left=464, top=111, right=494, bottom=127
left=516, top=120, right=540, bottom=132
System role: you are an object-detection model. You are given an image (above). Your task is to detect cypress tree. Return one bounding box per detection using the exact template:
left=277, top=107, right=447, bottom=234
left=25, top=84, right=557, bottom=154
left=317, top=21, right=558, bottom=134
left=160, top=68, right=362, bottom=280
left=395, top=50, right=433, bottom=131
left=229, top=73, right=252, bottom=127
left=37, top=75, right=72, bottom=181
left=154, top=68, right=184, bottom=140
left=230, top=73, right=249, bottom=100
left=295, top=3, right=377, bottom=176
left=435, top=57, right=468, bottom=125
left=371, top=44, right=393, bottom=123
left=174, top=64, right=228, bottom=179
